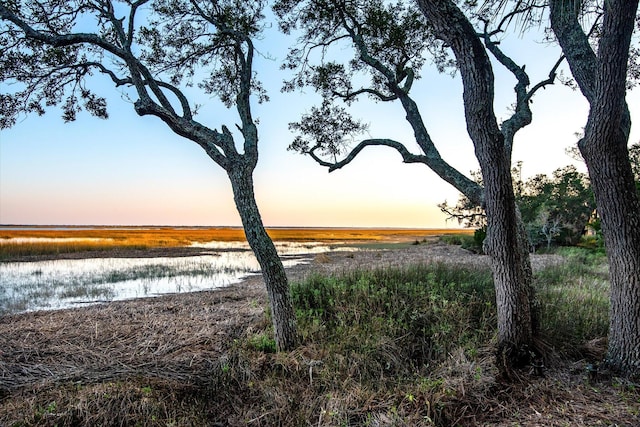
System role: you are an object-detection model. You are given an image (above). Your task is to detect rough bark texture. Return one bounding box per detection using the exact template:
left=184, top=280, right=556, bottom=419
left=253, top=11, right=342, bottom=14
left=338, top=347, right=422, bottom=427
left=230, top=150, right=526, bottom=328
left=416, top=0, right=535, bottom=372
left=551, top=0, right=640, bottom=376
left=229, top=168, right=298, bottom=352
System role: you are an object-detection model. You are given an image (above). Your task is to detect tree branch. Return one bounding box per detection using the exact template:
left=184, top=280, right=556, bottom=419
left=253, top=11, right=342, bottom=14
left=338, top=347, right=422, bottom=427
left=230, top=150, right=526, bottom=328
left=128, top=0, right=151, bottom=48
left=307, top=136, right=484, bottom=205
left=307, top=138, right=426, bottom=172
left=525, top=54, right=564, bottom=103
left=333, top=87, right=397, bottom=102
left=0, top=5, right=126, bottom=58
left=549, top=0, right=597, bottom=103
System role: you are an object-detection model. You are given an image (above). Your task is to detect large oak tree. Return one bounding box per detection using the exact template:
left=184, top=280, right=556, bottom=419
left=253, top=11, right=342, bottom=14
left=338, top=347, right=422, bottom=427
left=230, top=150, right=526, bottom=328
left=275, top=0, right=562, bottom=371
left=548, top=0, right=640, bottom=376
left=0, top=0, right=298, bottom=351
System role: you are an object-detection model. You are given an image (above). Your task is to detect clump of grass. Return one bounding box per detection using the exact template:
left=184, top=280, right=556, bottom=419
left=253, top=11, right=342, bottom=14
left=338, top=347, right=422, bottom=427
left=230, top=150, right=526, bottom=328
left=292, top=263, right=496, bottom=376
left=440, top=231, right=484, bottom=253
left=535, top=247, right=610, bottom=356
left=209, top=263, right=499, bottom=425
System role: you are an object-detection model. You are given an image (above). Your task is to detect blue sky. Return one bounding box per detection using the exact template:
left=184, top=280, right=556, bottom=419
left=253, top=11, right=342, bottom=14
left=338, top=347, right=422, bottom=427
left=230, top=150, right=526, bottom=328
left=1, top=12, right=638, bottom=228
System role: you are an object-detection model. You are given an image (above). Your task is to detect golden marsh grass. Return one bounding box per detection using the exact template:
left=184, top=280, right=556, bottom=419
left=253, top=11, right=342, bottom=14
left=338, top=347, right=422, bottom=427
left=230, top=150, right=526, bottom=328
left=0, top=226, right=471, bottom=259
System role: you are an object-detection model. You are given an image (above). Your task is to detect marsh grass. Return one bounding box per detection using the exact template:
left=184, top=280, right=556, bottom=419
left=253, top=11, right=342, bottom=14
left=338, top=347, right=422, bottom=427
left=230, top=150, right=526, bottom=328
left=0, top=227, right=471, bottom=260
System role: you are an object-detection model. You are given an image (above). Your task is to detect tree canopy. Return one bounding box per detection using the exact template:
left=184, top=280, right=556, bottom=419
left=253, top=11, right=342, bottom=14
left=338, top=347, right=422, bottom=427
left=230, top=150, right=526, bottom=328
left=0, top=0, right=299, bottom=351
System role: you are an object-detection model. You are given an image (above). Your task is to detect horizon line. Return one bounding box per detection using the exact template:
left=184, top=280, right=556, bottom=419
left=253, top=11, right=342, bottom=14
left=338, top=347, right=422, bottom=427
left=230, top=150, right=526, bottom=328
left=0, top=224, right=470, bottom=230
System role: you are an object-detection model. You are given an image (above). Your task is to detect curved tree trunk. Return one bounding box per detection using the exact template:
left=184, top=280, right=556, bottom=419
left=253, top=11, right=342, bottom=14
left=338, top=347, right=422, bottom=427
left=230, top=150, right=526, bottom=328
left=416, top=0, right=536, bottom=373
left=551, top=0, right=640, bottom=376
left=229, top=167, right=298, bottom=352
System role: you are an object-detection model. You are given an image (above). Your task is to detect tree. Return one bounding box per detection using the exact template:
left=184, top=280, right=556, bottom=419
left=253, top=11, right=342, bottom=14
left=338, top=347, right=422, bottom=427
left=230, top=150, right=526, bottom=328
left=547, top=0, right=640, bottom=376
left=443, top=164, right=596, bottom=249
left=275, top=0, right=562, bottom=371
left=520, top=165, right=595, bottom=247
left=0, top=0, right=298, bottom=351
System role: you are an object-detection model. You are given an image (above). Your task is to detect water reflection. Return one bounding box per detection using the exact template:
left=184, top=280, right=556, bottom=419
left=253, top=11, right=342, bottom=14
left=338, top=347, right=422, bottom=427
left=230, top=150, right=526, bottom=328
left=0, top=241, right=355, bottom=315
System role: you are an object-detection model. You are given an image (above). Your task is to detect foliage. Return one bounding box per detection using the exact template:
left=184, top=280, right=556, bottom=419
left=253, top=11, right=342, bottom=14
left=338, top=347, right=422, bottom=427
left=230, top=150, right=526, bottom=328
left=441, top=163, right=595, bottom=249
left=0, top=0, right=267, bottom=128
left=438, top=170, right=487, bottom=229
left=518, top=165, right=595, bottom=247
left=275, top=0, right=438, bottom=99
left=275, top=0, right=484, bottom=204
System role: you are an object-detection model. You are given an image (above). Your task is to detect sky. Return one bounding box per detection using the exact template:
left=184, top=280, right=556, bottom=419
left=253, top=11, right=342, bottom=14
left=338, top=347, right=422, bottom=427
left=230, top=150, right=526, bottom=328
left=1, top=7, right=639, bottom=228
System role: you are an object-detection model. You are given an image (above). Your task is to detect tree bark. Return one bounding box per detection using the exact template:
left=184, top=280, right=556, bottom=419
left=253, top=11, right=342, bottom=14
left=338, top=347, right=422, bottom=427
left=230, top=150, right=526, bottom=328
left=416, top=0, right=536, bottom=372
left=551, top=0, right=640, bottom=376
left=229, top=167, right=298, bottom=352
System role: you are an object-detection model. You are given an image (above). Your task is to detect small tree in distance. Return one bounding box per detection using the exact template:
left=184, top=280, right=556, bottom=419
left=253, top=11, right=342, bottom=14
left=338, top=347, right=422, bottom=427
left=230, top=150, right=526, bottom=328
left=441, top=163, right=596, bottom=250
left=0, top=0, right=298, bottom=351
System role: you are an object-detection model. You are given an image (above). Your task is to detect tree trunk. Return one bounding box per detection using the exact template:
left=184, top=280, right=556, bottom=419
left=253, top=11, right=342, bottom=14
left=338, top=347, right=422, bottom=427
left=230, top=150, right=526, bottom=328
left=229, top=167, right=298, bottom=352
left=582, top=134, right=640, bottom=375
left=551, top=0, right=640, bottom=376
left=416, top=0, right=536, bottom=373
left=482, top=150, right=535, bottom=370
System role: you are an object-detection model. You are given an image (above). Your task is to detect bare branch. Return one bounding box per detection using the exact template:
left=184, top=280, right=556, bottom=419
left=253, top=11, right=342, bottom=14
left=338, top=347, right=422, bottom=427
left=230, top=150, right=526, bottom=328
left=525, top=54, right=565, bottom=103
left=307, top=138, right=426, bottom=172
left=333, top=87, right=397, bottom=102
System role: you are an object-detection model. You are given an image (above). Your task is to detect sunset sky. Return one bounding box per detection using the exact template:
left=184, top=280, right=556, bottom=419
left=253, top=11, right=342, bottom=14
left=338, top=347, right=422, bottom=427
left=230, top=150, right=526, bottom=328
left=1, top=15, right=639, bottom=228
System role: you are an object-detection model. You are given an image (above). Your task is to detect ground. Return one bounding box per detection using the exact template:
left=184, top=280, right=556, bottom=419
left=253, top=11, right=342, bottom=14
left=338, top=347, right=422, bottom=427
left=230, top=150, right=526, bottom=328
left=1, top=242, right=638, bottom=426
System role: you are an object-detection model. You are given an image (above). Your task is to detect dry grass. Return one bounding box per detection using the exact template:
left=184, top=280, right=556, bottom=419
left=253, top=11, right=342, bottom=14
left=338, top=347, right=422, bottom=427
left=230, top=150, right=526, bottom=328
left=0, top=226, right=470, bottom=260
left=1, top=240, right=637, bottom=426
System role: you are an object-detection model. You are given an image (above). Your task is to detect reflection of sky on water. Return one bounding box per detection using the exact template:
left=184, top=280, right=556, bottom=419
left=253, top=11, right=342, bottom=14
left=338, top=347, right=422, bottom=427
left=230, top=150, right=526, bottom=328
left=0, top=241, right=356, bottom=315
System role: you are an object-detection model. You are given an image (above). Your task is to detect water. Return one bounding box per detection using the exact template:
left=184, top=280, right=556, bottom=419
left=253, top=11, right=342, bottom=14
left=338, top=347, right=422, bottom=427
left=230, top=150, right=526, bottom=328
left=0, top=241, right=356, bottom=315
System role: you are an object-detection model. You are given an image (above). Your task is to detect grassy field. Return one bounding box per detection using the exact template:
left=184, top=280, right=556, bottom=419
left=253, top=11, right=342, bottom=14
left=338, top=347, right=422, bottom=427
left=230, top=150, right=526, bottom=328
left=0, top=226, right=471, bottom=260
left=1, top=243, right=637, bottom=426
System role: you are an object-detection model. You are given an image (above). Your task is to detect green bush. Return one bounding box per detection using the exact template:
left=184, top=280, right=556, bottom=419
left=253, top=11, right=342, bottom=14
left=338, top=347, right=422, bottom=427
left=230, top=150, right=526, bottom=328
left=440, top=231, right=484, bottom=253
